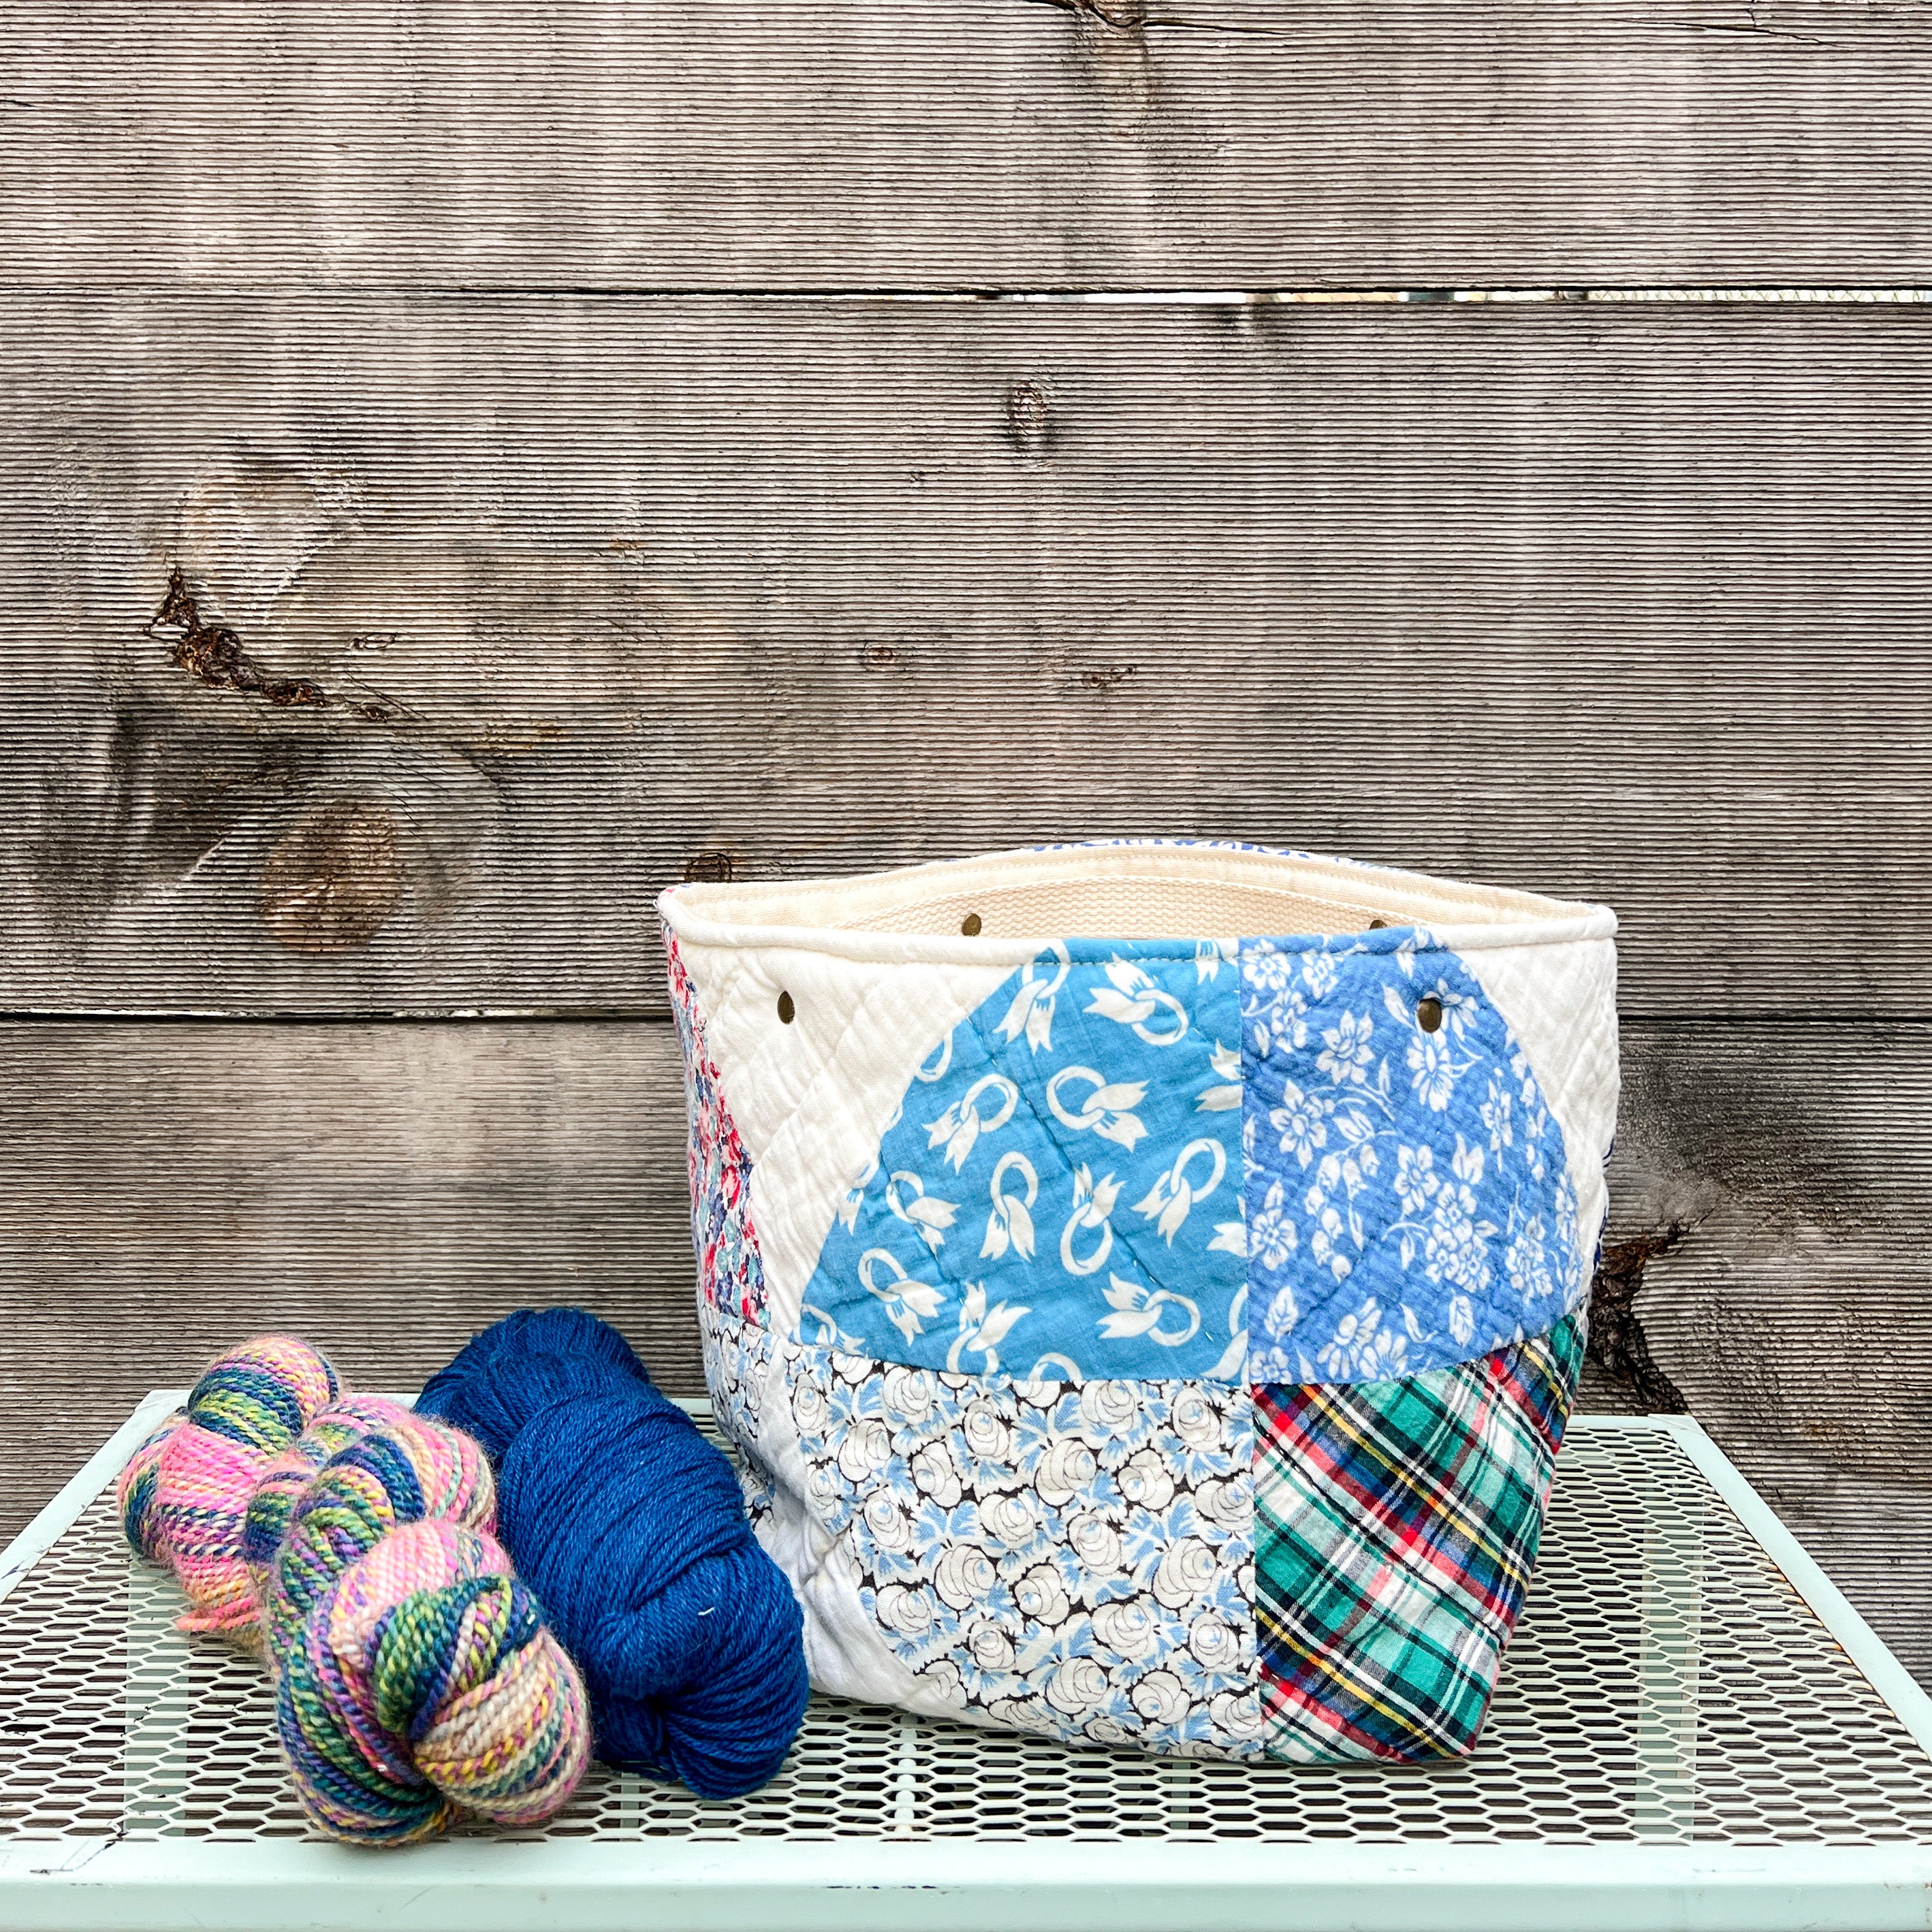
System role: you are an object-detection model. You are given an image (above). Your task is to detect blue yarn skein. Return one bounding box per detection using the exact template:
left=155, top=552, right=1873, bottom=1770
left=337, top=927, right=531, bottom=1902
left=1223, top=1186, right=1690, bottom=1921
left=417, top=1308, right=808, bottom=1799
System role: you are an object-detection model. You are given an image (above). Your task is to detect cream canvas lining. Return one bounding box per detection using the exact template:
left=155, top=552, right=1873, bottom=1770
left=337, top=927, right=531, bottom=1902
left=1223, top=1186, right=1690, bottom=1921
left=669, top=842, right=1604, bottom=949
left=845, top=877, right=1387, bottom=940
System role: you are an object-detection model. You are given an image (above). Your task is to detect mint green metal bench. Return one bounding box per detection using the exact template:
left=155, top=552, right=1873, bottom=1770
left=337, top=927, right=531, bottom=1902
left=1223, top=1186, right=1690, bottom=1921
left=3, top=1396, right=1930, bottom=1931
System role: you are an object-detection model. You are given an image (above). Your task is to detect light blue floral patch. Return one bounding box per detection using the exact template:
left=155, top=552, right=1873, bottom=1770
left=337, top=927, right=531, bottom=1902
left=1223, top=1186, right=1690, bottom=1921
left=787, top=1342, right=1262, bottom=1756
left=1241, top=931, right=1583, bottom=1383
left=804, top=943, right=1246, bottom=1382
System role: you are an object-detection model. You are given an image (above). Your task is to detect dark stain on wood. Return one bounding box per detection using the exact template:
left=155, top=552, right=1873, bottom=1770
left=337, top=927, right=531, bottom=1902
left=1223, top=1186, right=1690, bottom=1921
left=258, top=798, right=401, bottom=951
left=35, top=699, right=325, bottom=939
left=1209, top=291, right=1312, bottom=353
left=1586, top=1223, right=1695, bottom=1414
left=1620, top=1028, right=1878, bottom=1242
left=153, top=568, right=326, bottom=709
left=145, top=733, right=303, bottom=880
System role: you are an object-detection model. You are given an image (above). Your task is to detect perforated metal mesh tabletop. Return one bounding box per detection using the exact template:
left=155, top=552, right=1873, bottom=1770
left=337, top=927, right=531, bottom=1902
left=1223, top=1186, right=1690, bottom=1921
left=3, top=1403, right=1931, bottom=1931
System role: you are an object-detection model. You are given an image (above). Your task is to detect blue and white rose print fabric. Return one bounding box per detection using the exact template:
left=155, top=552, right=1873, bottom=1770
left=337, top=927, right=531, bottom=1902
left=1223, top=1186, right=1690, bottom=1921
left=804, top=943, right=1248, bottom=1382
left=698, top=1288, right=779, bottom=1528
left=1241, top=934, right=1583, bottom=1382
left=804, top=930, right=1582, bottom=1387
left=787, top=1342, right=1262, bottom=1756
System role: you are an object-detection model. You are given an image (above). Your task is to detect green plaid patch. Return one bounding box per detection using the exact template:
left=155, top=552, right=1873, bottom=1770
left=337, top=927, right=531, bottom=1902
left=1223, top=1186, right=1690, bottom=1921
left=1254, top=1312, right=1585, bottom=1762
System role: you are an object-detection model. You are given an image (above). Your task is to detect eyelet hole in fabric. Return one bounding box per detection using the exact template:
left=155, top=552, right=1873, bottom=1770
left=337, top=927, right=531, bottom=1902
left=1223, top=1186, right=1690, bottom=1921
left=1368, top=919, right=1388, bottom=930
left=961, top=912, right=983, bottom=936
left=1417, top=995, right=1444, bottom=1034
left=776, top=991, right=796, bottom=1024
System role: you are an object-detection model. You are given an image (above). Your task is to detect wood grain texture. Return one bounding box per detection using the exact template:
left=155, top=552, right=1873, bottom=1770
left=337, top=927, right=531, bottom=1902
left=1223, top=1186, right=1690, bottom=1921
left=0, top=1018, right=699, bottom=1545
left=3, top=295, right=1928, bottom=1017
left=1, top=1015, right=1925, bottom=1679
left=1610, top=1020, right=1932, bottom=1677
left=3, top=1, right=1931, bottom=289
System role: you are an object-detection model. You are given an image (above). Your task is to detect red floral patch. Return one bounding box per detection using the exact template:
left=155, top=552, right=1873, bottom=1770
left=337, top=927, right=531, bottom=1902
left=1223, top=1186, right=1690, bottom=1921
left=667, top=934, right=767, bottom=1327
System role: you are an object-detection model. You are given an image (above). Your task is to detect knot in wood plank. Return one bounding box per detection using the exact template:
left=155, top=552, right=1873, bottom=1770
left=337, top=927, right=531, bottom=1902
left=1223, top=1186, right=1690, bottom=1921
left=259, top=799, right=400, bottom=953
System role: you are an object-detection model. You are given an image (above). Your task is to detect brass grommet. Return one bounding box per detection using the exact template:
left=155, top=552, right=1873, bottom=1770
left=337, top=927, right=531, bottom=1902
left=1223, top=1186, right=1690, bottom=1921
left=1416, top=995, right=1444, bottom=1034
left=777, top=990, right=796, bottom=1024
left=961, top=912, right=983, bottom=937
left=1368, top=918, right=1388, bottom=930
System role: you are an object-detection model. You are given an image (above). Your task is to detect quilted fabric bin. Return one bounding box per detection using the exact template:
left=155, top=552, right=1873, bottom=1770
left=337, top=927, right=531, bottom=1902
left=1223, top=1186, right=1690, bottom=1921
left=658, top=842, right=1619, bottom=1764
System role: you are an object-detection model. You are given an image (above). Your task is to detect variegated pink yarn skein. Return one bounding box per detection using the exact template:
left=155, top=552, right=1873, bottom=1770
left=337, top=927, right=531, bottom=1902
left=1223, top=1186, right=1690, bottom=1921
left=118, top=1335, right=592, bottom=1843
left=263, top=1415, right=589, bottom=1841
left=116, top=1335, right=343, bottom=1634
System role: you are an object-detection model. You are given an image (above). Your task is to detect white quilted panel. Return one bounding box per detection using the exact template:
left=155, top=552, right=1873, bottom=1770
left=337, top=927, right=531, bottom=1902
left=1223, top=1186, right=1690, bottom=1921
left=675, top=937, right=1014, bottom=1346
left=1454, top=934, right=1620, bottom=1266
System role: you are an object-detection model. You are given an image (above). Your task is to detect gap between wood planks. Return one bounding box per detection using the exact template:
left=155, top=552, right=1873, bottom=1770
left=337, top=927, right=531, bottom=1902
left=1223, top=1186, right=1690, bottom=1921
left=1, top=285, right=1929, bottom=303
left=0, top=1011, right=1905, bottom=1026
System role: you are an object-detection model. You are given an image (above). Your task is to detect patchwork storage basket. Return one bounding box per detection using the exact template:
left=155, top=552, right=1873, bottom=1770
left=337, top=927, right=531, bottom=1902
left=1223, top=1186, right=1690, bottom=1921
left=659, top=842, right=1619, bottom=1765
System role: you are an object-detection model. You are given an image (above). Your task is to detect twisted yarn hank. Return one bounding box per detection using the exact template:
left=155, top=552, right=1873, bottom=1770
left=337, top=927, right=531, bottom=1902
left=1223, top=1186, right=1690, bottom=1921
left=240, top=1391, right=413, bottom=1599
left=118, top=1336, right=590, bottom=1844
left=259, top=1407, right=494, bottom=1656
left=419, top=1307, right=809, bottom=1799
left=116, top=1335, right=341, bottom=1634
left=268, top=1412, right=588, bottom=1843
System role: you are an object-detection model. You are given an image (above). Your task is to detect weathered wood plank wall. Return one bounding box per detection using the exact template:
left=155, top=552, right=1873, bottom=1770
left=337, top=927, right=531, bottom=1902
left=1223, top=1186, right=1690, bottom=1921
left=4, top=299, right=1926, bottom=1013
left=3, top=1, right=1930, bottom=287
left=2, top=2, right=1926, bottom=1684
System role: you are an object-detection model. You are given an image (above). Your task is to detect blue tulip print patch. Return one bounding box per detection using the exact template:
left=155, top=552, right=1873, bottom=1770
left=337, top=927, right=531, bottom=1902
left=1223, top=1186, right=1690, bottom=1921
left=1241, top=934, right=1583, bottom=1382
left=802, top=943, right=1248, bottom=1382
left=802, top=927, right=1583, bottom=1388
